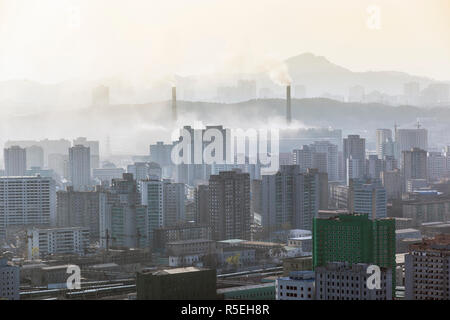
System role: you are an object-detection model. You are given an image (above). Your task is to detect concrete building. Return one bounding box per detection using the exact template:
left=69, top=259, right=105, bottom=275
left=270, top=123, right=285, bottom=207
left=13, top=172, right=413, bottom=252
left=163, top=180, right=186, bottom=227
left=73, top=137, right=100, bottom=169
left=5, top=139, right=71, bottom=168
left=282, top=256, right=313, bottom=276
left=261, top=166, right=319, bottom=232
left=4, top=145, right=26, bottom=176
left=140, top=178, right=164, bottom=248
left=376, top=129, right=393, bottom=159
left=381, top=169, right=402, bottom=200
left=100, top=174, right=148, bottom=249
left=25, top=145, right=44, bottom=169
left=401, top=194, right=450, bottom=227
left=153, top=223, right=212, bottom=250
left=195, top=184, right=210, bottom=225
left=313, top=213, right=396, bottom=296
left=27, top=227, right=90, bottom=259
left=405, top=234, right=450, bottom=300
left=349, top=179, right=387, bottom=219
left=136, top=267, right=217, bottom=300
left=0, top=258, right=20, bottom=300
left=343, top=135, right=366, bottom=183
left=93, top=167, right=125, bottom=185
left=167, top=239, right=216, bottom=267
left=218, top=283, right=275, bottom=300
left=149, top=141, right=173, bottom=168
left=402, top=148, right=427, bottom=191
left=366, top=155, right=384, bottom=180
left=56, top=187, right=107, bottom=241
left=127, top=162, right=151, bottom=181
left=427, top=152, right=446, bottom=182
left=209, top=170, right=251, bottom=241
left=395, top=128, right=428, bottom=158
left=0, top=176, right=56, bottom=239
left=276, top=271, right=315, bottom=300
left=48, top=153, right=69, bottom=179
left=69, top=145, right=92, bottom=191
left=315, top=262, right=393, bottom=300
left=293, top=142, right=338, bottom=182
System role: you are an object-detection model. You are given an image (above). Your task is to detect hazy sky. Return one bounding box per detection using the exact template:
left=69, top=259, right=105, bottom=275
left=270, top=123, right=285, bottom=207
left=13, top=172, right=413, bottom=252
left=0, top=0, right=449, bottom=83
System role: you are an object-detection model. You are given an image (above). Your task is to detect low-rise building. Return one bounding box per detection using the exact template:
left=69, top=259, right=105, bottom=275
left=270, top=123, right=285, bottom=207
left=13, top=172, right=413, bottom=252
left=27, top=227, right=90, bottom=259
left=136, top=267, right=217, bottom=300
left=282, top=256, right=313, bottom=276
left=0, top=258, right=20, bottom=300
left=276, top=271, right=315, bottom=300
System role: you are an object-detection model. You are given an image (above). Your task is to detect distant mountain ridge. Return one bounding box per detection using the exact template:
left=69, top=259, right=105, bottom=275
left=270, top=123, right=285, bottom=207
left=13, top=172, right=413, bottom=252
left=0, top=52, right=448, bottom=115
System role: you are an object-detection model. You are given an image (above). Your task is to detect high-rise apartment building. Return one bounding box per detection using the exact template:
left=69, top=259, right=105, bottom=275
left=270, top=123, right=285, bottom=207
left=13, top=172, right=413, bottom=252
left=0, top=176, right=56, bottom=239
left=261, top=166, right=319, bottom=232
left=376, top=129, right=393, bottom=159
left=163, top=180, right=186, bottom=227
left=69, top=145, right=92, bottom=191
left=293, top=141, right=338, bottom=182
left=313, top=213, right=396, bottom=296
left=4, top=146, right=26, bottom=176
left=381, top=169, right=402, bottom=200
left=395, top=128, right=428, bottom=158
left=405, top=234, right=450, bottom=300
left=427, top=152, right=446, bottom=182
left=56, top=186, right=107, bottom=241
left=349, top=179, right=387, bottom=219
left=343, top=135, right=366, bottom=183
left=402, top=148, right=427, bottom=190
left=73, top=137, right=100, bottom=169
left=140, top=178, right=164, bottom=247
left=209, top=170, right=251, bottom=240
left=195, top=184, right=210, bottom=225
left=100, top=174, right=148, bottom=249
left=25, top=145, right=44, bottom=169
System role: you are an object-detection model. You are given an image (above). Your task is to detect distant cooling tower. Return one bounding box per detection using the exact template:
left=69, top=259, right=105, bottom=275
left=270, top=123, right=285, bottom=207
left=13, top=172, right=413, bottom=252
left=172, top=86, right=177, bottom=122
left=286, top=85, right=292, bottom=124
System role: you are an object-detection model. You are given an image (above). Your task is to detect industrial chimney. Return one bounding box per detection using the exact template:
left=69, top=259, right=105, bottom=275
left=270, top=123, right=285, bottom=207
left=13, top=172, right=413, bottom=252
left=286, top=85, right=291, bottom=124
left=172, top=86, right=177, bottom=122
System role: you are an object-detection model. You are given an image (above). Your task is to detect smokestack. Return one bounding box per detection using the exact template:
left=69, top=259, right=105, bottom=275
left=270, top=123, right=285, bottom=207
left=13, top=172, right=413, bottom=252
left=172, top=86, right=177, bottom=122
left=286, top=85, right=291, bottom=124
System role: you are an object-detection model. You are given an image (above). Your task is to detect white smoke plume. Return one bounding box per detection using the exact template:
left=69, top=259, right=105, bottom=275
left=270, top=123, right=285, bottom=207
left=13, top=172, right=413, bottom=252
left=259, top=57, right=292, bottom=86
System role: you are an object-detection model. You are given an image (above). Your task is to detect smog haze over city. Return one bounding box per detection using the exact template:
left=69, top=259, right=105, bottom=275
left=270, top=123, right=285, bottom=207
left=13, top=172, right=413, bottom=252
left=1, top=0, right=450, bottom=307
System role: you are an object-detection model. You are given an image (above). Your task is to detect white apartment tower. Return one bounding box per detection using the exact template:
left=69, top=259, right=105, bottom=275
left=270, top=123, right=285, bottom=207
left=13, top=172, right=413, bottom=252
left=0, top=176, right=56, bottom=239
left=69, top=145, right=92, bottom=191
left=4, top=146, right=27, bottom=176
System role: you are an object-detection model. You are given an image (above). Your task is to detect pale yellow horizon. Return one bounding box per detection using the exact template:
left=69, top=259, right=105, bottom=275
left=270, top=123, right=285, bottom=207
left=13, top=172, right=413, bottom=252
left=0, top=0, right=449, bottom=83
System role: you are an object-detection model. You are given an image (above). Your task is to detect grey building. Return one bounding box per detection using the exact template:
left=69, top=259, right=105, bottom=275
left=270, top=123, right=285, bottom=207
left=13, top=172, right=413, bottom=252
left=315, top=262, right=393, bottom=300
left=261, top=166, right=319, bottom=232
left=4, top=145, right=26, bottom=176
left=209, top=170, right=251, bottom=241
left=0, top=258, right=20, bottom=300
left=69, top=145, right=92, bottom=191
left=405, top=234, right=450, bottom=300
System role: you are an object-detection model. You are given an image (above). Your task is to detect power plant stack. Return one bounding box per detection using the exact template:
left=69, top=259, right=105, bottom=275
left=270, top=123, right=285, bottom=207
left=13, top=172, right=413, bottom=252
left=172, top=86, right=177, bottom=122
left=286, top=85, right=292, bottom=124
